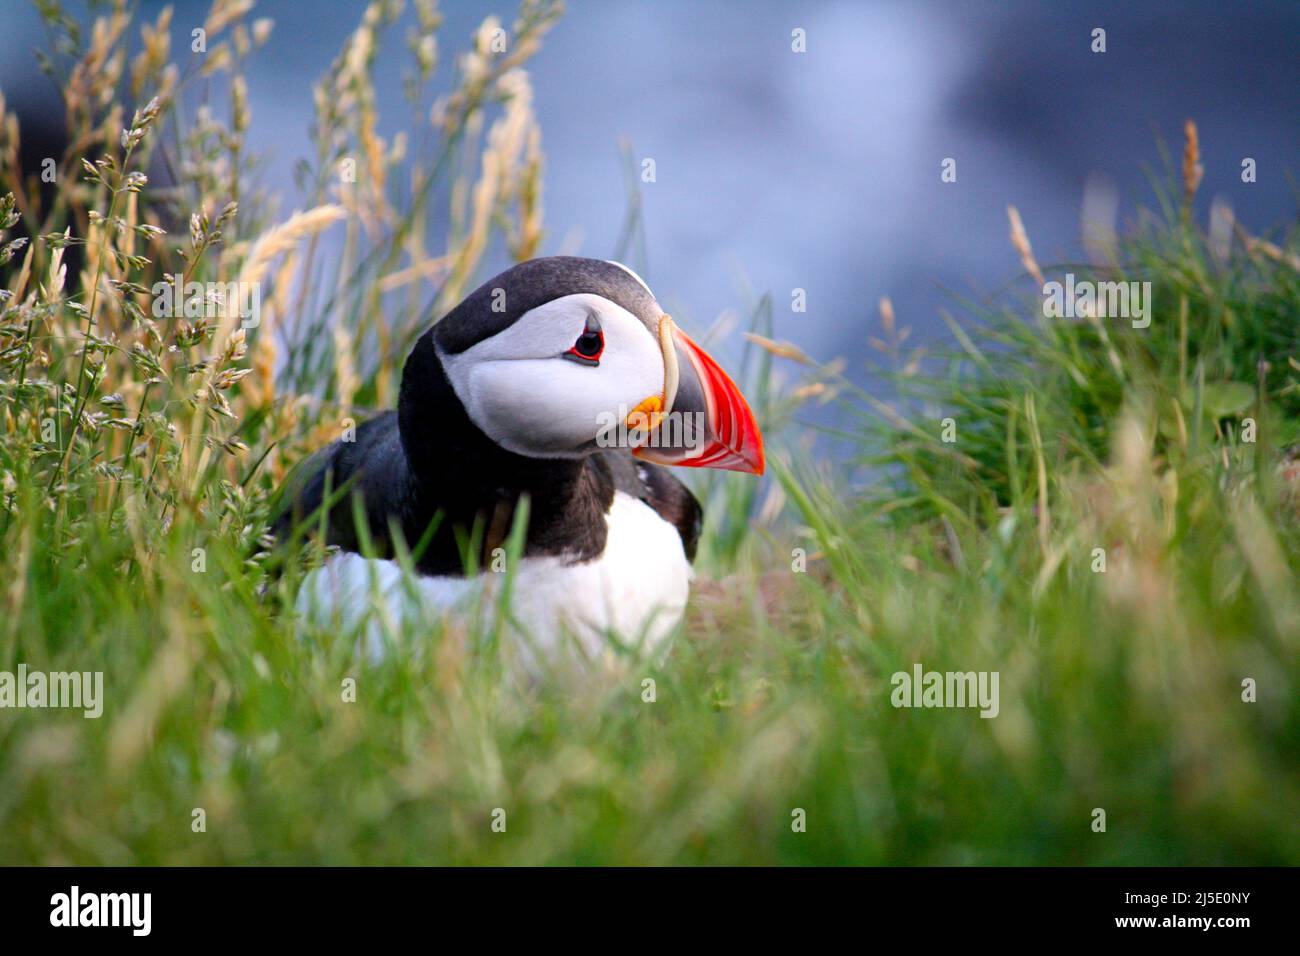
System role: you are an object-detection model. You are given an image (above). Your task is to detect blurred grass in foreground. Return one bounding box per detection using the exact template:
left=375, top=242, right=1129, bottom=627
left=0, top=1, right=1297, bottom=864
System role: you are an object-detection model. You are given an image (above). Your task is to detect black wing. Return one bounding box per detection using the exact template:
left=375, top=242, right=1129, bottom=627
left=269, top=410, right=414, bottom=555
left=271, top=418, right=702, bottom=570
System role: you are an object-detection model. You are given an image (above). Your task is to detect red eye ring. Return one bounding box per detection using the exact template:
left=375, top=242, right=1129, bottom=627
left=563, top=321, right=604, bottom=366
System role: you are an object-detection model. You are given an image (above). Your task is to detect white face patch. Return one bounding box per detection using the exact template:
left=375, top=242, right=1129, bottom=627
left=440, top=293, right=665, bottom=458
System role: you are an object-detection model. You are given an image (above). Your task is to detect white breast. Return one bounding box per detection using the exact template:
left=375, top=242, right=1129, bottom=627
left=294, top=492, right=693, bottom=668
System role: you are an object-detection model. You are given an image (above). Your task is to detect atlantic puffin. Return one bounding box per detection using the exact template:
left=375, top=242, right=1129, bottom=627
left=274, top=256, right=763, bottom=663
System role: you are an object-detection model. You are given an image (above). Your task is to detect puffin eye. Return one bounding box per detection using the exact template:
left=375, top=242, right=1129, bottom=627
left=563, top=314, right=604, bottom=366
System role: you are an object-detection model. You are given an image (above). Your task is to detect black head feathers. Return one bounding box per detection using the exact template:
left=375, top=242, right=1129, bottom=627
left=431, top=257, right=661, bottom=354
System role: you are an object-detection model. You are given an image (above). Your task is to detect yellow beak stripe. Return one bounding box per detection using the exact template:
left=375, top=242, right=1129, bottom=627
left=624, top=314, right=680, bottom=434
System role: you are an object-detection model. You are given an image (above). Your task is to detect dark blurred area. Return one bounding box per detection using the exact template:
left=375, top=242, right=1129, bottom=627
left=2, top=0, right=1296, bottom=380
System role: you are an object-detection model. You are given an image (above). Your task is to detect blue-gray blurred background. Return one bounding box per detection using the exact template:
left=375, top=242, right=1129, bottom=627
left=3, top=0, right=1297, bottom=414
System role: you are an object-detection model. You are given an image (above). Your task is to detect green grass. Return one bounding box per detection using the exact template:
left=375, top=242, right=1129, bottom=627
left=0, top=0, right=1297, bottom=865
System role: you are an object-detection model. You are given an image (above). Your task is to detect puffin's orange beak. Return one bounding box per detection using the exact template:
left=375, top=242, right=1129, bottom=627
left=630, top=316, right=765, bottom=475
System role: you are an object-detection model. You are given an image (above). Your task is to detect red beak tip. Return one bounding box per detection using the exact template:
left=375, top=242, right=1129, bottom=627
left=671, top=326, right=766, bottom=478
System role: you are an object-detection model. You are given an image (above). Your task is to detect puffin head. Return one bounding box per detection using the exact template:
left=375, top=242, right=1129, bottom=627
left=420, top=256, right=764, bottom=474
